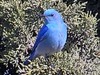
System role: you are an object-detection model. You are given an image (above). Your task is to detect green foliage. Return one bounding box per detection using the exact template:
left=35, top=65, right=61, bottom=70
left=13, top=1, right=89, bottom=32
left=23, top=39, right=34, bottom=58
left=0, top=0, right=99, bottom=75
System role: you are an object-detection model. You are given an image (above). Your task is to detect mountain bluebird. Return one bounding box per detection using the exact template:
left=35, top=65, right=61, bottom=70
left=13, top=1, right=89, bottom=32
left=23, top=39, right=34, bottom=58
left=24, top=9, right=67, bottom=65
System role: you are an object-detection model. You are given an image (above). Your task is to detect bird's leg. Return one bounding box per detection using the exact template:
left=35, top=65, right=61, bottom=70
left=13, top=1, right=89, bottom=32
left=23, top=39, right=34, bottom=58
left=45, top=54, right=50, bottom=66
left=45, top=54, right=55, bottom=68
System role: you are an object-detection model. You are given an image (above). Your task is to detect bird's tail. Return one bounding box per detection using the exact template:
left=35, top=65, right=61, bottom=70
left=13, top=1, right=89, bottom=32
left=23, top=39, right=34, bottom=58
left=24, top=50, right=36, bottom=65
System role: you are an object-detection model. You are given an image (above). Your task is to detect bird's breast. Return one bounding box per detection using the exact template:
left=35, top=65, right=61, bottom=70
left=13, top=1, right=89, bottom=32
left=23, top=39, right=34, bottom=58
left=46, top=28, right=66, bottom=51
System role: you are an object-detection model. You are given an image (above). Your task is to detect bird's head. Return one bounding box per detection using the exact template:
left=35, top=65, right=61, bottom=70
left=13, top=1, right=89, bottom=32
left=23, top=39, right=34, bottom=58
left=42, top=9, right=63, bottom=23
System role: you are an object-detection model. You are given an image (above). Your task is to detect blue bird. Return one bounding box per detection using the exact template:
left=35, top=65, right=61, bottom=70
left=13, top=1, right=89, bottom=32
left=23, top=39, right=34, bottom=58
left=24, top=9, right=67, bottom=65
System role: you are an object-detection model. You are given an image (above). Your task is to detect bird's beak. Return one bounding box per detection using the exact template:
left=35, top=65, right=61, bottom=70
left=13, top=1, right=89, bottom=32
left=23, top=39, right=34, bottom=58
left=37, top=14, right=45, bottom=19
left=38, top=14, right=45, bottom=18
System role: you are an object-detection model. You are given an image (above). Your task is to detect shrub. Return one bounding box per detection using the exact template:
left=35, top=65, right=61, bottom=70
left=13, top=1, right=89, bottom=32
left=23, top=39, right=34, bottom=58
left=0, top=0, right=99, bottom=75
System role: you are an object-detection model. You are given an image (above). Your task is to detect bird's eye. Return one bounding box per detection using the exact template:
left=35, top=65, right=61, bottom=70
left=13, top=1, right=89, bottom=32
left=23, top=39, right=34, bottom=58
left=48, top=14, right=54, bottom=17
left=50, top=14, right=54, bottom=16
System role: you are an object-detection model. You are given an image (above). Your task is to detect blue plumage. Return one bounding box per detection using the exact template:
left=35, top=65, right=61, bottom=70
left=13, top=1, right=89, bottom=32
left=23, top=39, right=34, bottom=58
left=24, top=9, right=67, bottom=65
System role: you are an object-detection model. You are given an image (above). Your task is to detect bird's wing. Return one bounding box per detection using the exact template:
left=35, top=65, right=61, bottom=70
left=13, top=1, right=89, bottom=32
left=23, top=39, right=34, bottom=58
left=24, top=25, right=48, bottom=65
left=32, top=25, right=48, bottom=51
